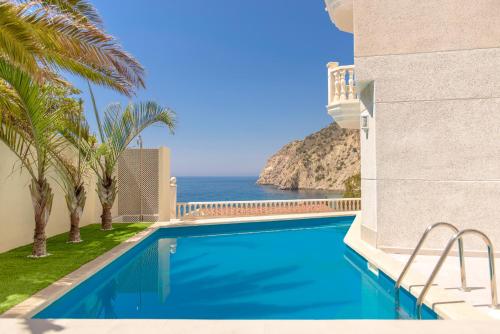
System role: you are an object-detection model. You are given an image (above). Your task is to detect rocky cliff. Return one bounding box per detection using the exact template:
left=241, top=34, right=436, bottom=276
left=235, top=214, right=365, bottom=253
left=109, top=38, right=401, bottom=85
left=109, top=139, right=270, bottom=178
left=257, top=123, right=360, bottom=191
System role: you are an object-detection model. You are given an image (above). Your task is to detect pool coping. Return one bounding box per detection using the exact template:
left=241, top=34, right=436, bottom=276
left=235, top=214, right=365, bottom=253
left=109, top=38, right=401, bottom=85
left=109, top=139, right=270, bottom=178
left=1, top=319, right=499, bottom=334
left=157, top=211, right=357, bottom=228
left=1, top=211, right=355, bottom=319
left=0, top=319, right=498, bottom=334
left=344, top=214, right=492, bottom=320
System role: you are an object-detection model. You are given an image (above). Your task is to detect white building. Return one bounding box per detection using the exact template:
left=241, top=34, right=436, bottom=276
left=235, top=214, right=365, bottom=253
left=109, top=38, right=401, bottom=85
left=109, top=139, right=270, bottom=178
left=325, top=0, right=500, bottom=254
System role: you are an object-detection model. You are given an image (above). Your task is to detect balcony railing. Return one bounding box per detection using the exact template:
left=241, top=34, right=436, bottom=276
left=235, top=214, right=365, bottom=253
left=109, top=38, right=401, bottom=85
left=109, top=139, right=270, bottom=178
left=327, top=62, right=360, bottom=129
left=176, top=198, right=361, bottom=219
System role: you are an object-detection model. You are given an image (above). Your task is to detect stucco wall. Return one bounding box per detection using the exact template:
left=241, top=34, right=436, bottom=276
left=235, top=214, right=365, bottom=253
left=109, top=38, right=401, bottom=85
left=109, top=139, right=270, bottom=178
left=358, top=82, right=377, bottom=246
left=0, top=143, right=101, bottom=253
left=158, top=147, right=172, bottom=221
left=354, top=0, right=500, bottom=252
left=0, top=144, right=174, bottom=253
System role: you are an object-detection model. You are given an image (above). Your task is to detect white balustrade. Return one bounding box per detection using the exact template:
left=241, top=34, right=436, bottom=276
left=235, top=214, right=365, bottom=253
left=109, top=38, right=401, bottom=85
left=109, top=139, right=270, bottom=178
left=176, top=198, right=361, bottom=219
left=327, top=63, right=357, bottom=106
left=326, top=62, right=360, bottom=129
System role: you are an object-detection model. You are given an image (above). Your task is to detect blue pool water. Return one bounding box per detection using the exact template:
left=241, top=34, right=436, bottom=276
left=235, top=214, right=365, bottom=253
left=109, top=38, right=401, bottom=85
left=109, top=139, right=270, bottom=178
left=35, top=217, right=436, bottom=319
left=176, top=176, right=342, bottom=202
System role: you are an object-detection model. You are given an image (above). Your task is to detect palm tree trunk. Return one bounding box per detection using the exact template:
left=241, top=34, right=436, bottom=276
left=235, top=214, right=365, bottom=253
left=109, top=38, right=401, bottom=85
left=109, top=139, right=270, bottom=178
left=97, top=176, right=117, bottom=231
left=101, top=203, right=113, bottom=230
left=66, top=185, right=86, bottom=243
left=29, top=178, right=53, bottom=257
left=68, top=211, right=82, bottom=243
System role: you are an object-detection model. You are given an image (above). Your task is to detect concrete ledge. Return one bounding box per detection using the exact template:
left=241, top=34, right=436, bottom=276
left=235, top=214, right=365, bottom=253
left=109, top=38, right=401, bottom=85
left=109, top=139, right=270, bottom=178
left=162, top=211, right=357, bottom=227
left=1, top=319, right=499, bottom=334
left=380, top=245, right=498, bottom=258
left=360, top=224, right=377, bottom=247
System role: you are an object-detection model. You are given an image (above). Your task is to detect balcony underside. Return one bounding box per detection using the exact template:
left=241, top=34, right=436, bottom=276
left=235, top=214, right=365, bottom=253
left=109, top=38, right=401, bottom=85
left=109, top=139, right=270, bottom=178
left=327, top=100, right=361, bottom=129
left=325, top=0, right=353, bottom=33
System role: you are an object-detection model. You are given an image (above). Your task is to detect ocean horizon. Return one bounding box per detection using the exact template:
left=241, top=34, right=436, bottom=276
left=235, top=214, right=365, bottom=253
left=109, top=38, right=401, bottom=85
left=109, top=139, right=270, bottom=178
left=176, top=176, right=342, bottom=202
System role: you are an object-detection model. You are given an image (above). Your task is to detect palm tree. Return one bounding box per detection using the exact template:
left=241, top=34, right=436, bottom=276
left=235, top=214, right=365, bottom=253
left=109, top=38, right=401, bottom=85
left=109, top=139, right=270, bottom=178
left=54, top=99, right=95, bottom=243
left=88, top=85, right=176, bottom=230
left=53, top=152, right=88, bottom=243
left=0, top=59, right=66, bottom=257
left=0, top=1, right=149, bottom=256
left=0, top=1, right=145, bottom=96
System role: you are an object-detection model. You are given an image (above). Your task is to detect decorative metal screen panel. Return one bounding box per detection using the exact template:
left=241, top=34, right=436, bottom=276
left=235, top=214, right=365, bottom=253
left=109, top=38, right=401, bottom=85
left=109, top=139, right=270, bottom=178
left=117, top=149, right=159, bottom=222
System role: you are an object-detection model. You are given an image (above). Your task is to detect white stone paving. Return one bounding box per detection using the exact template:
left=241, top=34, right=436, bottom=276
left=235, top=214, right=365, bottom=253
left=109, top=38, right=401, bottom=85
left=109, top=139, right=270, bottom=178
left=391, top=253, right=500, bottom=319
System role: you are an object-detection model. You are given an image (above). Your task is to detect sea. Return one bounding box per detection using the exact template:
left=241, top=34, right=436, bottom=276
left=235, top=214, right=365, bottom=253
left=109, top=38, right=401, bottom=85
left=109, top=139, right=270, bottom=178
left=176, top=176, right=342, bottom=202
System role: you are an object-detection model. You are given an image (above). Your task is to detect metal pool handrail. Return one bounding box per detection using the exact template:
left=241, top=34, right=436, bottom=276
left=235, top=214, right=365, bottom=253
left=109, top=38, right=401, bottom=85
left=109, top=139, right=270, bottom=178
left=395, top=222, right=468, bottom=292
left=416, top=229, right=500, bottom=318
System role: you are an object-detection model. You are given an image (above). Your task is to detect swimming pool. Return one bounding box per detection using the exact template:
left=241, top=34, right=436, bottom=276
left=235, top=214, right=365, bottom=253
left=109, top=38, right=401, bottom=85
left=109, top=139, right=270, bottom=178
left=34, top=216, right=437, bottom=319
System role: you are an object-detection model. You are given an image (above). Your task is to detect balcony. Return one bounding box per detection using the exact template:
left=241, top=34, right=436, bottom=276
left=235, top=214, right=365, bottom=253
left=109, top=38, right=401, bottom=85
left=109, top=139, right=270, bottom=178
left=326, top=62, right=360, bottom=129
left=324, top=0, right=353, bottom=33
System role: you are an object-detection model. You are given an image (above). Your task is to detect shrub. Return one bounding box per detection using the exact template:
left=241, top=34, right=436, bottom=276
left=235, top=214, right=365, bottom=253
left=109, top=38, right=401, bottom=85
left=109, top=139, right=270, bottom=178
left=343, top=173, right=361, bottom=198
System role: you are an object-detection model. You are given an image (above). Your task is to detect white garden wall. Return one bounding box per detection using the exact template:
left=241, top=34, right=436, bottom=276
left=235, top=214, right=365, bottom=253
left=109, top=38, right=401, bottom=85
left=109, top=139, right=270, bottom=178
left=0, top=144, right=174, bottom=253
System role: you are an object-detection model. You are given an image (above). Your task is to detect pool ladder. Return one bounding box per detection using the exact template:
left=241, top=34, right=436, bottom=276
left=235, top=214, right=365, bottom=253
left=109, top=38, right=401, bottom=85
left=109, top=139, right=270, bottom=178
left=394, top=222, right=500, bottom=318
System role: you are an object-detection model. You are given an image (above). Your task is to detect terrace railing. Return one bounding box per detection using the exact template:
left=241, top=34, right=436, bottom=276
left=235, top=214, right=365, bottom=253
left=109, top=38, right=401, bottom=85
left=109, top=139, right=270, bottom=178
left=326, top=62, right=361, bottom=129
left=175, top=198, right=361, bottom=219
left=328, top=63, right=357, bottom=106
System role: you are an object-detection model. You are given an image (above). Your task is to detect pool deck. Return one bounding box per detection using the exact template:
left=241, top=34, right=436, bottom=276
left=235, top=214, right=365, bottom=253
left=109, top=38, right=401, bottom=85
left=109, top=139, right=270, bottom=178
left=2, top=211, right=500, bottom=333
left=344, top=215, right=499, bottom=320
left=0, top=319, right=498, bottom=334
left=390, top=252, right=500, bottom=319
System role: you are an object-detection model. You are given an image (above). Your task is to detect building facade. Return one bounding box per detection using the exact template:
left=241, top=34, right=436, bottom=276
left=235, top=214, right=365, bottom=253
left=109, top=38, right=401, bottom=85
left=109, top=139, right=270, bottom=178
left=325, top=0, right=500, bottom=253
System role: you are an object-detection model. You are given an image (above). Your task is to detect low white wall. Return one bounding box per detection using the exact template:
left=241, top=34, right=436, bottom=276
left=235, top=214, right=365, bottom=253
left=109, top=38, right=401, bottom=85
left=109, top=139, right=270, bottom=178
left=168, top=181, right=177, bottom=220
left=0, top=143, right=100, bottom=253
left=0, top=144, right=174, bottom=253
left=158, top=147, right=173, bottom=221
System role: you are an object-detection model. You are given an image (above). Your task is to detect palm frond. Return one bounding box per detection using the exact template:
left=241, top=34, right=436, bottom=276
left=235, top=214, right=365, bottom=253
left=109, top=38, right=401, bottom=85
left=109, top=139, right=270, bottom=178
left=0, top=58, right=67, bottom=179
left=87, top=81, right=104, bottom=143
left=0, top=2, right=42, bottom=79
left=102, top=101, right=175, bottom=170
left=0, top=59, right=60, bottom=154
left=0, top=78, right=23, bottom=117
left=0, top=1, right=145, bottom=96
left=0, top=115, right=37, bottom=179
left=21, top=0, right=104, bottom=27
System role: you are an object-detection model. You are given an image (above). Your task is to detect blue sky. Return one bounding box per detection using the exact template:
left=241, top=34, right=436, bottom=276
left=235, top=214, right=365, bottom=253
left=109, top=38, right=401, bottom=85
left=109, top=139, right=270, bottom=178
left=71, top=0, right=353, bottom=176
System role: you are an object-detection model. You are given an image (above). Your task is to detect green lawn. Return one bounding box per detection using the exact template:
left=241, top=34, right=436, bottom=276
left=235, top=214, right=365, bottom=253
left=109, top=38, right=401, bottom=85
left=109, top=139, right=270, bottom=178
left=0, top=223, right=150, bottom=314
